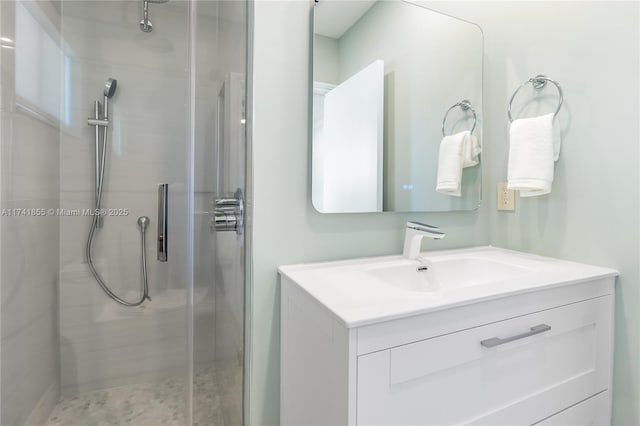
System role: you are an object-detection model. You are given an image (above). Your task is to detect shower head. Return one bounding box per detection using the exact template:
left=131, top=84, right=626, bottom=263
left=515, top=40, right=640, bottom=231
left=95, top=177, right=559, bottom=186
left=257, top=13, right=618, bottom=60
left=104, top=78, right=117, bottom=98
left=140, top=0, right=169, bottom=32
left=102, top=78, right=117, bottom=119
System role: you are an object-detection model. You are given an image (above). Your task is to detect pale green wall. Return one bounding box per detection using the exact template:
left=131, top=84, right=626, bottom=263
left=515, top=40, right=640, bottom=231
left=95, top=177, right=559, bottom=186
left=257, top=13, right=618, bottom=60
left=313, top=34, right=339, bottom=84
left=251, top=1, right=639, bottom=425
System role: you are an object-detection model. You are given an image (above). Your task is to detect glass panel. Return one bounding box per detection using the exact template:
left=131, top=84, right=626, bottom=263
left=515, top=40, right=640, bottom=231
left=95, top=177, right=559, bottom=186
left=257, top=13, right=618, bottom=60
left=15, top=0, right=62, bottom=121
left=2, top=0, right=194, bottom=424
left=193, top=1, right=248, bottom=425
left=56, top=0, right=191, bottom=423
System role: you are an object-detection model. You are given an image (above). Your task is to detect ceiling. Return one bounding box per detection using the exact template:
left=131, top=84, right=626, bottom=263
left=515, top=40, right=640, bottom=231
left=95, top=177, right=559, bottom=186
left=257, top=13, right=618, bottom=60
left=314, top=0, right=376, bottom=39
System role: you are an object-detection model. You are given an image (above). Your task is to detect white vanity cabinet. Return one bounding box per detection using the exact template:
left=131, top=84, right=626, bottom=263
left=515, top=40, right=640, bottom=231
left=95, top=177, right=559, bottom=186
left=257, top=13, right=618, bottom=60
left=279, top=247, right=617, bottom=426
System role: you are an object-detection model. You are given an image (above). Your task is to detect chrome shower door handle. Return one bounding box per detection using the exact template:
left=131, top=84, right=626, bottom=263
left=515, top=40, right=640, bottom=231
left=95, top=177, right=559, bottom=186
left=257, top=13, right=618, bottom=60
left=480, top=324, right=551, bottom=348
left=157, top=184, right=168, bottom=262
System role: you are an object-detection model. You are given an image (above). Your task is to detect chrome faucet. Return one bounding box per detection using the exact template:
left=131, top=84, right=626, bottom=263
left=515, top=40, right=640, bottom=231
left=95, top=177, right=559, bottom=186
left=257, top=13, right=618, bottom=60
left=402, top=221, right=445, bottom=260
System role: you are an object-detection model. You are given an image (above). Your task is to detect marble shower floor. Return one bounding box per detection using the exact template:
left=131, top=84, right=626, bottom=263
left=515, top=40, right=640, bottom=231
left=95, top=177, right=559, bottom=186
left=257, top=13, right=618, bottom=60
left=45, top=367, right=224, bottom=426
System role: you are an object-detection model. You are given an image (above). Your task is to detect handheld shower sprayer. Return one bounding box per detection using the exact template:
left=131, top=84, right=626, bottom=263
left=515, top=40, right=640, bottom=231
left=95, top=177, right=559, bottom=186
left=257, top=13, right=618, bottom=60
left=103, top=78, right=117, bottom=120
left=86, top=78, right=151, bottom=307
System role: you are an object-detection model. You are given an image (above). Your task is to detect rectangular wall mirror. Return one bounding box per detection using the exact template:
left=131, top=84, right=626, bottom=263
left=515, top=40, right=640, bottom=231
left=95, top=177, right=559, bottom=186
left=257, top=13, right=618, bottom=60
left=311, top=0, right=483, bottom=213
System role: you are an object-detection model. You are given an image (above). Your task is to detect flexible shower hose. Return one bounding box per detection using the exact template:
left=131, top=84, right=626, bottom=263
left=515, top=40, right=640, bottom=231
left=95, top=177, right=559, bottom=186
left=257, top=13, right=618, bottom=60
left=85, top=122, right=151, bottom=306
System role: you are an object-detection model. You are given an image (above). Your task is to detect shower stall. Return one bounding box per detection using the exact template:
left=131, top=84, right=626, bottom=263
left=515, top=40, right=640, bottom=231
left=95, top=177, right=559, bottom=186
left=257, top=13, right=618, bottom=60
left=0, top=0, right=251, bottom=425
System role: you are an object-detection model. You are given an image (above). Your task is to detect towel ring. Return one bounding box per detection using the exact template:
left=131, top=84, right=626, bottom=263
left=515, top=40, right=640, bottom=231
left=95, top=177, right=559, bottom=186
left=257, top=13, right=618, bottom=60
left=507, top=75, right=563, bottom=122
left=442, top=99, right=477, bottom=137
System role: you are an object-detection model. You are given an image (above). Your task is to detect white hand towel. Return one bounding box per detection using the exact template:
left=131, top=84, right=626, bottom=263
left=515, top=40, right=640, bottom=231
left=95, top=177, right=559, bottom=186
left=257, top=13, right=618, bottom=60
left=507, top=113, right=561, bottom=197
left=552, top=117, right=561, bottom=162
left=461, top=132, right=481, bottom=168
left=436, top=132, right=466, bottom=197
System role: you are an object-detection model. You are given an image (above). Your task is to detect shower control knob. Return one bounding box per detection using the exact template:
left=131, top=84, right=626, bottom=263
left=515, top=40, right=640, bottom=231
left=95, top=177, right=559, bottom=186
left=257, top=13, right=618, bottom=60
left=213, top=212, right=239, bottom=232
left=212, top=188, right=244, bottom=236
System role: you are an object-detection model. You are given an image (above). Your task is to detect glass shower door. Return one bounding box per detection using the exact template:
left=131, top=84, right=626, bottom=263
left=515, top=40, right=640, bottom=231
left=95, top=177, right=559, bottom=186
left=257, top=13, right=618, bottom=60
left=56, top=1, right=193, bottom=424
left=192, top=1, right=249, bottom=425
left=2, top=0, right=195, bottom=425
left=0, top=0, right=249, bottom=424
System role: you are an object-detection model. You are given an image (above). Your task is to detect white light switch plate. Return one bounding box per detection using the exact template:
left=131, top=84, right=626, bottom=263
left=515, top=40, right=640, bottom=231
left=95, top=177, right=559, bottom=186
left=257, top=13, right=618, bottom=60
left=497, top=182, right=515, bottom=211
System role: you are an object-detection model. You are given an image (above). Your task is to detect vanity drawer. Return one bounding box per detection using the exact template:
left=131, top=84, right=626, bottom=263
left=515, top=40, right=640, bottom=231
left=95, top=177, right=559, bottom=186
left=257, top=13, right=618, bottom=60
left=536, top=391, right=610, bottom=426
left=356, top=296, right=612, bottom=425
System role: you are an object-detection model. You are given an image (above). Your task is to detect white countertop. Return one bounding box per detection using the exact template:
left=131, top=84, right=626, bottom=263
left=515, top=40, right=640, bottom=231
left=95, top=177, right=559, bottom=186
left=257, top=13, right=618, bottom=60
left=278, top=246, right=618, bottom=328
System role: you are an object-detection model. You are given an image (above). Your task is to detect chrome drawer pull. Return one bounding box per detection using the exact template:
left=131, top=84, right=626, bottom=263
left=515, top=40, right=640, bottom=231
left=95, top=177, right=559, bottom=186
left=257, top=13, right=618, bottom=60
left=480, top=324, right=551, bottom=348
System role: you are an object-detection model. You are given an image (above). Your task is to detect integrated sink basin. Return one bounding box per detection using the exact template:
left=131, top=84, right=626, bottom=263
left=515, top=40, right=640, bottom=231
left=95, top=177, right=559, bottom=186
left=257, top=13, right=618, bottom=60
left=278, top=246, right=618, bottom=327
left=368, top=256, right=533, bottom=292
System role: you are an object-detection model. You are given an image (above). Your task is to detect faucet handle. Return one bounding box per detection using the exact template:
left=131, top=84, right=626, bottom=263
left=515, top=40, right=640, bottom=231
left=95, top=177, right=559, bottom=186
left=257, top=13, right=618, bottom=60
left=406, top=221, right=442, bottom=233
